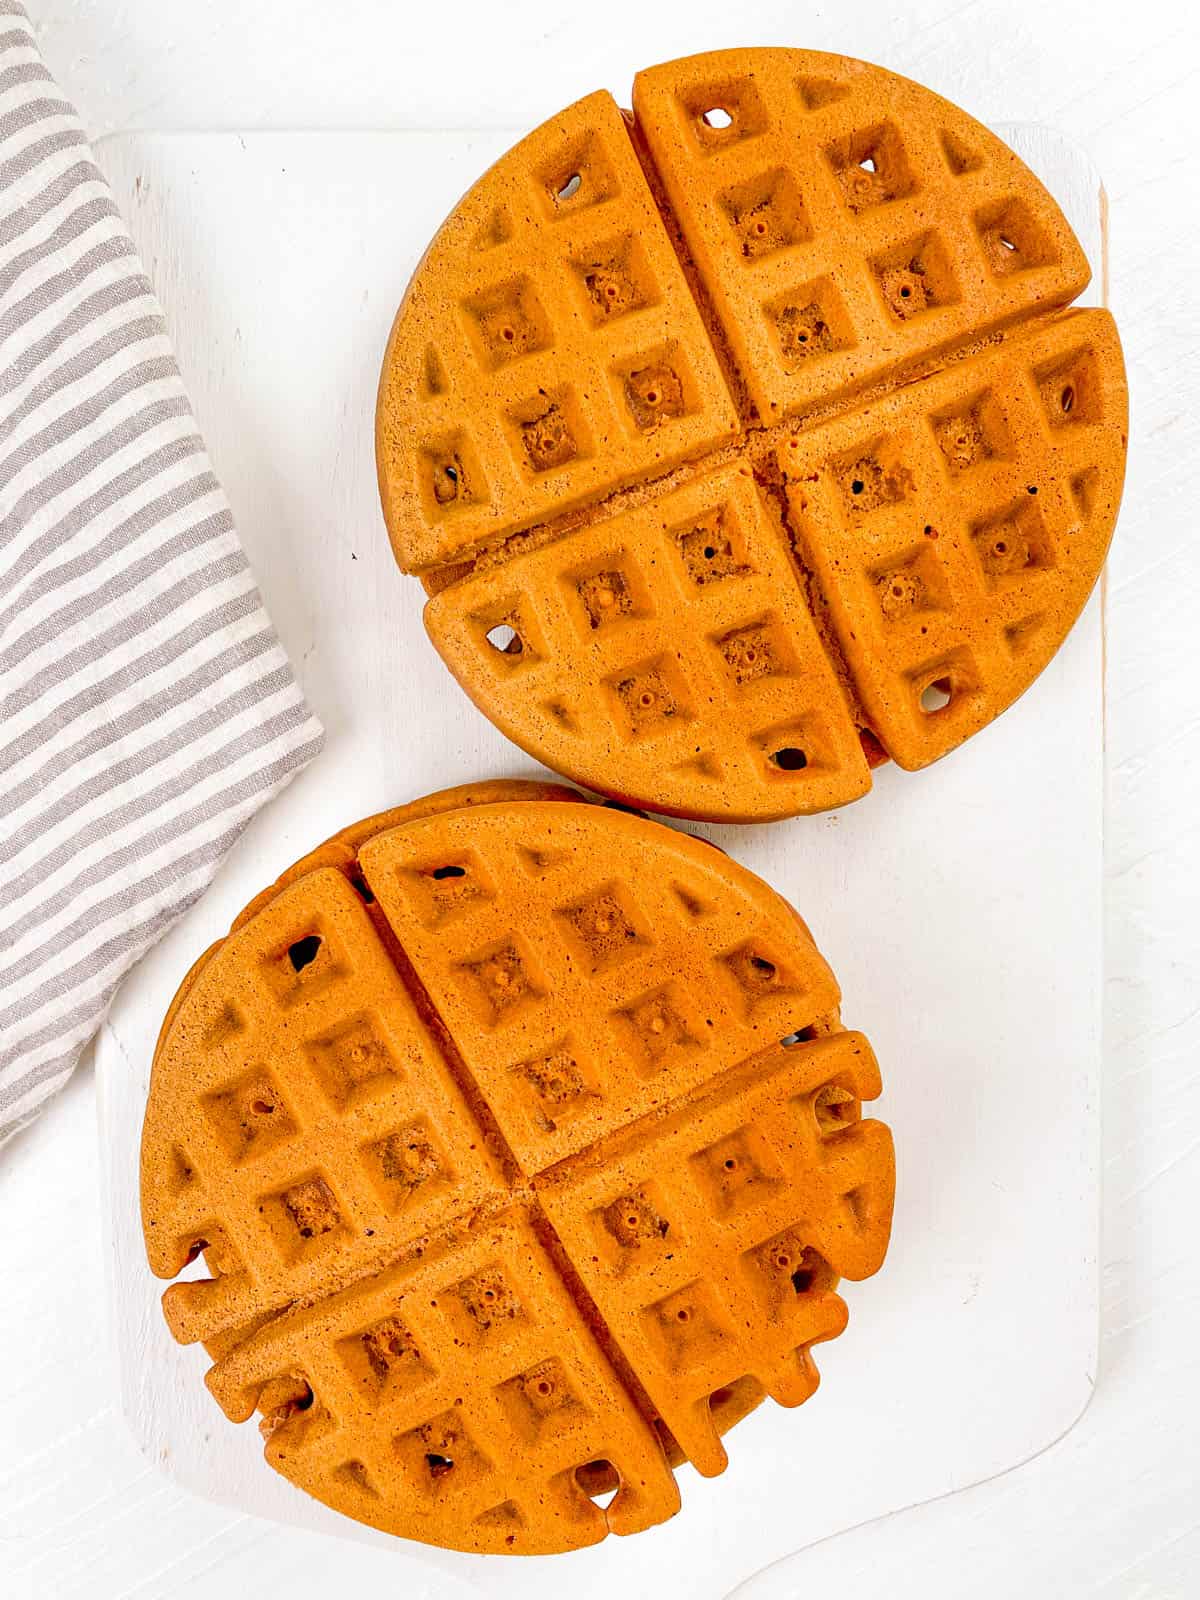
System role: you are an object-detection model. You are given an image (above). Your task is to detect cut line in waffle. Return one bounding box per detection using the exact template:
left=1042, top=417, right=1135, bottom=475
left=142, top=782, right=894, bottom=1553
left=377, top=48, right=1128, bottom=821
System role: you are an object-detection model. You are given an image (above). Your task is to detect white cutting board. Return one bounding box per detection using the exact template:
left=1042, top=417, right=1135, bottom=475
left=94, top=128, right=1106, bottom=1600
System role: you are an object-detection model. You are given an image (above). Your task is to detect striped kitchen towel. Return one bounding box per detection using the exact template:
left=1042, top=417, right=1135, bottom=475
left=0, top=2, right=324, bottom=1141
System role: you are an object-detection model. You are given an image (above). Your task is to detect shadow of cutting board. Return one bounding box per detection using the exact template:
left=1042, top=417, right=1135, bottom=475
left=94, top=126, right=1105, bottom=1600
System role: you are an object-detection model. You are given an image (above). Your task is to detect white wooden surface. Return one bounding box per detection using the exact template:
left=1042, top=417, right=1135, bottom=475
left=2, top=4, right=1197, bottom=1596
left=82, top=123, right=1103, bottom=1600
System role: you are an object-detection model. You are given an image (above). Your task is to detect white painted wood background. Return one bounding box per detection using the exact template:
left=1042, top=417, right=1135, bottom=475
left=2, top=2, right=1197, bottom=1595
left=86, top=123, right=1102, bottom=1600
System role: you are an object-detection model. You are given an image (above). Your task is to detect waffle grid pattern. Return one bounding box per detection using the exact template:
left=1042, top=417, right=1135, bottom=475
left=427, top=310, right=1122, bottom=807
left=771, top=310, right=1126, bottom=768
left=538, top=1031, right=892, bottom=1476
left=358, top=802, right=842, bottom=1170
left=632, top=49, right=1089, bottom=422
left=205, top=1207, right=681, bottom=1553
left=425, top=461, right=871, bottom=821
left=148, top=869, right=508, bottom=1349
left=377, top=88, right=739, bottom=574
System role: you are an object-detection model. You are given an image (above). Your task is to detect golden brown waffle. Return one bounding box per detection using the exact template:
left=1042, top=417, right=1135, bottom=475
left=142, top=782, right=894, bottom=1554
left=377, top=48, right=1127, bottom=821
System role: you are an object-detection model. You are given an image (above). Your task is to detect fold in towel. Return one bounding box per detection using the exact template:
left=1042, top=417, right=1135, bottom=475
left=0, top=1, right=324, bottom=1141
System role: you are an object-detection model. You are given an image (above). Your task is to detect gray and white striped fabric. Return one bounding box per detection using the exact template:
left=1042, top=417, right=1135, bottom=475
left=0, top=2, right=324, bottom=1141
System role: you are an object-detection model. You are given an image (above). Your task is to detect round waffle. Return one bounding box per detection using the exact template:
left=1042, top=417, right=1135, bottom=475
left=377, top=48, right=1127, bottom=821
left=141, top=782, right=894, bottom=1554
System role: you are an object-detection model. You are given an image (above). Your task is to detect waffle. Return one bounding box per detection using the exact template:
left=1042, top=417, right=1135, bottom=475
left=377, top=48, right=1127, bottom=821
left=142, top=782, right=894, bottom=1554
